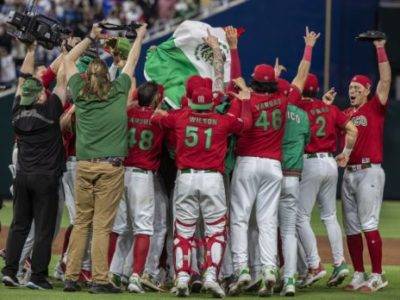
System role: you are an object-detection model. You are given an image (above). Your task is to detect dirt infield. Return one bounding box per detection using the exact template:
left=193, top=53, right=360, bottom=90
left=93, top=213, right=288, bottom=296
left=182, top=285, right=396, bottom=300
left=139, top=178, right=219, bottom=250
left=1, top=227, right=400, bottom=265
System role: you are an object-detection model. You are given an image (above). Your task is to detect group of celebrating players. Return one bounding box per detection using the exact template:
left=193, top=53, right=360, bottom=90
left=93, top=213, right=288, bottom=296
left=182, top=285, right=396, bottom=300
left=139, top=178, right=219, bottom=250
left=1, top=21, right=391, bottom=298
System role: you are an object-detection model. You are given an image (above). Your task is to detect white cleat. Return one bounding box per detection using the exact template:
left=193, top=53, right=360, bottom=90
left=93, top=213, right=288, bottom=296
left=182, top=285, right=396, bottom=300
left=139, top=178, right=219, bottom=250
left=53, top=261, right=65, bottom=281
left=258, top=266, right=278, bottom=297
left=228, top=267, right=251, bottom=296
left=344, top=271, right=368, bottom=291
left=280, top=277, right=296, bottom=297
left=203, top=268, right=225, bottom=298
left=127, top=274, right=145, bottom=293
left=359, top=273, right=388, bottom=293
left=174, top=272, right=190, bottom=297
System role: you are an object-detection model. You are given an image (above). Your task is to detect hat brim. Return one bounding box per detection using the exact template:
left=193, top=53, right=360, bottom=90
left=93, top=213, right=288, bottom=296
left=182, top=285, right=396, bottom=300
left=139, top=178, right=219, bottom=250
left=189, top=102, right=213, bottom=111
left=20, top=95, right=37, bottom=106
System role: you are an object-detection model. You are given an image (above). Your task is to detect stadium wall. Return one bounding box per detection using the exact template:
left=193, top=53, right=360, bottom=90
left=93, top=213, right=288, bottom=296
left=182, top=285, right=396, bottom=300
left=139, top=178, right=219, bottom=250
left=2, top=0, right=399, bottom=199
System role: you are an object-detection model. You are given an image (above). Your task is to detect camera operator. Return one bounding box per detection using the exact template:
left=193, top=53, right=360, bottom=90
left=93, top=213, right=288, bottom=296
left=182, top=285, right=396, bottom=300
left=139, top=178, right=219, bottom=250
left=62, top=23, right=147, bottom=294
left=1, top=41, right=67, bottom=290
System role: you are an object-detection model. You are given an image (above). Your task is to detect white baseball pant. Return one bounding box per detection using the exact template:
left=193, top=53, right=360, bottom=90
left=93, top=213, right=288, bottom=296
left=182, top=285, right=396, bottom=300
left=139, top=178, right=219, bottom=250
left=247, top=207, right=262, bottom=280
left=230, top=156, right=282, bottom=271
left=341, top=165, right=385, bottom=235
left=296, top=155, right=344, bottom=268
left=145, top=174, right=169, bottom=278
left=279, top=176, right=299, bottom=279
left=63, top=157, right=77, bottom=224
left=173, top=170, right=227, bottom=278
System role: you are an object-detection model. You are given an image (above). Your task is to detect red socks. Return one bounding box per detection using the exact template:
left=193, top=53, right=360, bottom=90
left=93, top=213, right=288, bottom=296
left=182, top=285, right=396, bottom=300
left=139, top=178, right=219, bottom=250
left=61, top=224, right=73, bottom=256
left=346, top=234, right=364, bottom=272
left=108, top=231, right=119, bottom=267
left=133, top=234, right=150, bottom=275
left=364, top=230, right=383, bottom=274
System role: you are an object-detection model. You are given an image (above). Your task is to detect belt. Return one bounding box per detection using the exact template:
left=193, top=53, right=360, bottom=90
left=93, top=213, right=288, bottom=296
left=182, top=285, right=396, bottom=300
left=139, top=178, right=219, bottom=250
left=126, top=167, right=152, bottom=174
left=79, top=157, right=124, bottom=167
left=346, top=163, right=372, bottom=172
left=180, top=168, right=219, bottom=174
left=305, top=153, right=333, bottom=159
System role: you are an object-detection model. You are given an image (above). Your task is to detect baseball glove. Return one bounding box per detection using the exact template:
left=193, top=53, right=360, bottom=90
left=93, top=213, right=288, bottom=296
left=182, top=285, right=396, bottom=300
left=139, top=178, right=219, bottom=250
left=356, top=30, right=386, bottom=42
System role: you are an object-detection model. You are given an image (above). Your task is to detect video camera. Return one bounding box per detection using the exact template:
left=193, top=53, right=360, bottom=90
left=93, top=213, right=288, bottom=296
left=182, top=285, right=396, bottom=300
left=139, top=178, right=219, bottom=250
left=99, top=22, right=142, bottom=41
left=6, top=0, right=70, bottom=50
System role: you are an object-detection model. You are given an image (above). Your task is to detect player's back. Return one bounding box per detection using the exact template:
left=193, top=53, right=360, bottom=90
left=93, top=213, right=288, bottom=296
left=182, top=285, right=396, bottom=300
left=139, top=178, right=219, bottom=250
left=298, top=99, right=347, bottom=154
left=125, top=106, right=164, bottom=171
left=174, top=109, right=240, bottom=173
left=235, top=91, right=287, bottom=161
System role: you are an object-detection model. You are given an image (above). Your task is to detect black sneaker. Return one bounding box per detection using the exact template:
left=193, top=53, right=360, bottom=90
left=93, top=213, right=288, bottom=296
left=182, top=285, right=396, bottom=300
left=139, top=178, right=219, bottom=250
left=64, top=280, right=82, bottom=292
left=89, top=282, right=121, bottom=294
left=26, top=278, right=53, bottom=290
left=2, top=275, right=20, bottom=287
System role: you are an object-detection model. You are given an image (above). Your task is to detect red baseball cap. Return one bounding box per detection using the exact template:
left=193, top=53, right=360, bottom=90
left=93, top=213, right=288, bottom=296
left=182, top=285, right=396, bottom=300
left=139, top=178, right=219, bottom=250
left=351, top=75, right=372, bottom=89
left=304, top=73, right=320, bottom=94
left=252, top=64, right=276, bottom=83
left=190, top=87, right=213, bottom=110
left=277, top=78, right=291, bottom=95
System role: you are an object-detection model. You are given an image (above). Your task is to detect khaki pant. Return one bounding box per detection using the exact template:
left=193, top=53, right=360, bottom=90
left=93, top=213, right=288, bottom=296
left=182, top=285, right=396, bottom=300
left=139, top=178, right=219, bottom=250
left=65, top=161, right=124, bottom=284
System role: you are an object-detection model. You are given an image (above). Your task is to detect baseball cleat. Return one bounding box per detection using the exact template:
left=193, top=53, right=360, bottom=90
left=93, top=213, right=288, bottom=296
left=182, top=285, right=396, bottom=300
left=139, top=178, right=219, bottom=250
left=258, top=266, right=278, bottom=297
left=110, top=273, right=122, bottom=288
left=190, top=273, right=203, bottom=293
left=344, top=271, right=368, bottom=291
left=2, top=275, right=20, bottom=287
left=141, top=272, right=166, bottom=292
left=303, top=263, right=326, bottom=287
left=203, top=268, right=225, bottom=298
left=228, top=267, right=251, bottom=296
left=280, top=277, right=296, bottom=297
left=359, top=273, right=388, bottom=293
left=127, top=273, right=145, bottom=293
left=327, top=261, right=349, bottom=287
left=174, top=272, right=190, bottom=297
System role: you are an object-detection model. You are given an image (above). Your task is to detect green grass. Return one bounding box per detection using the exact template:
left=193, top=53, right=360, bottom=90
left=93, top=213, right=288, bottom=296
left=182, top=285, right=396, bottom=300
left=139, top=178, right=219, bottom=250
left=2, top=200, right=400, bottom=238
left=0, top=261, right=399, bottom=299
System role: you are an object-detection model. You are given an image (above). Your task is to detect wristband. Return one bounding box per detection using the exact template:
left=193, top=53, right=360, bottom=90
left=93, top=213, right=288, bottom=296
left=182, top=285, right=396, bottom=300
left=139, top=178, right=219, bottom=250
left=342, top=147, right=352, bottom=157
left=303, top=45, right=313, bottom=62
left=87, top=35, right=96, bottom=43
left=376, top=46, right=388, bottom=63
left=20, top=72, right=33, bottom=79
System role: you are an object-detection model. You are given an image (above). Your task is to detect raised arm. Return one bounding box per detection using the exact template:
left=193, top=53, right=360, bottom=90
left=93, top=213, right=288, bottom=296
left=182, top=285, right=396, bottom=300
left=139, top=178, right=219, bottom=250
left=292, top=27, right=320, bottom=92
left=53, top=63, right=67, bottom=106
left=16, top=42, right=36, bottom=97
left=64, top=24, right=102, bottom=82
left=203, top=29, right=224, bottom=93
left=374, top=40, right=391, bottom=105
left=225, top=26, right=242, bottom=92
left=121, top=24, right=147, bottom=80
left=335, top=121, right=358, bottom=167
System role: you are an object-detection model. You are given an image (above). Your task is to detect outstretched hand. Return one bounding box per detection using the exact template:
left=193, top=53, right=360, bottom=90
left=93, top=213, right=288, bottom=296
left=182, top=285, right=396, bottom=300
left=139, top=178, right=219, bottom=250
left=304, top=26, right=321, bottom=47
left=274, top=58, right=287, bottom=78
left=322, top=87, right=337, bottom=105
left=203, top=28, right=219, bottom=49
left=224, top=26, right=238, bottom=49
left=373, top=39, right=386, bottom=48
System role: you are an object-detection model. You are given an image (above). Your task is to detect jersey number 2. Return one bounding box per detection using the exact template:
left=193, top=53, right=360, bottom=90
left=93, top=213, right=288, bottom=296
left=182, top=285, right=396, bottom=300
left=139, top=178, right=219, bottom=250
left=185, top=126, right=212, bottom=150
left=128, top=128, right=154, bottom=150
left=315, top=116, right=326, bottom=137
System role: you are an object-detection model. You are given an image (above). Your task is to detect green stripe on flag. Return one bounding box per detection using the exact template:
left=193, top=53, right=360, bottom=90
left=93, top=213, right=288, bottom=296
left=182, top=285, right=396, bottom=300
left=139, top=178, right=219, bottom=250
left=144, top=38, right=199, bottom=109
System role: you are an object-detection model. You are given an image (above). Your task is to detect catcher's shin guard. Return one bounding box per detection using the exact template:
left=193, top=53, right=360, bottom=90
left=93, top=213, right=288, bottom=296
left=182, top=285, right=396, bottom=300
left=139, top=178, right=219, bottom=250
left=204, top=216, right=227, bottom=275
left=173, top=219, right=196, bottom=275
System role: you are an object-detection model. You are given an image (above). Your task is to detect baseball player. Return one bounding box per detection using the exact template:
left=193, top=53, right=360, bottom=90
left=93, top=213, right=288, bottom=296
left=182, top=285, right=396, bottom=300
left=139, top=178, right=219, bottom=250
left=123, top=81, right=165, bottom=293
left=152, top=86, right=252, bottom=298
left=296, top=74, right=358, bottom=288
left=229, top=27, right=319, bottom=297
left=340, top=39, right=391, bottom=293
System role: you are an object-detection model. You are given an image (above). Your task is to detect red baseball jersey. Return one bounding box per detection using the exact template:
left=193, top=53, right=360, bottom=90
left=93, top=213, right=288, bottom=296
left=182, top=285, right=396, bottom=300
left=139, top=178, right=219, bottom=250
left=155, top=109, right=244, bottom=173
left=234, top=86, right=301, bottom=161
left=298, top=99, right=349, bottom=154
left=124, top=106, right=164, bottom=171
left=343, top=95, right=386, bottom=165
left=62, top=102, right=76, bottom=158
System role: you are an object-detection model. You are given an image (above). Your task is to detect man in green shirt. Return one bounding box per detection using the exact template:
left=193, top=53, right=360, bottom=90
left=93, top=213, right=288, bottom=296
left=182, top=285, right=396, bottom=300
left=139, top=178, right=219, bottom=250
left=62, top=23, right=147, bottom=294
left=279, top=103, right=310, bottom=296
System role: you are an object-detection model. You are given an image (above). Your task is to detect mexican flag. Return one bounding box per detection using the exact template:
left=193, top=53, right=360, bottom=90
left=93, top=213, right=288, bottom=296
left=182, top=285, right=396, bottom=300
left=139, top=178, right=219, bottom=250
left=144, top=20, right=231, bottom=109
